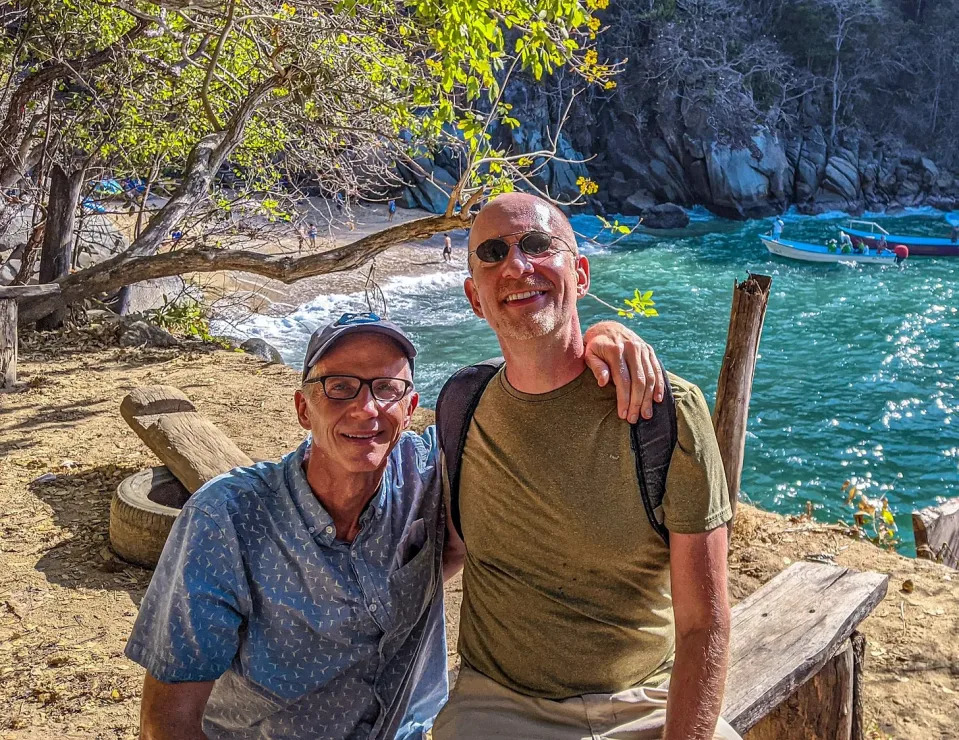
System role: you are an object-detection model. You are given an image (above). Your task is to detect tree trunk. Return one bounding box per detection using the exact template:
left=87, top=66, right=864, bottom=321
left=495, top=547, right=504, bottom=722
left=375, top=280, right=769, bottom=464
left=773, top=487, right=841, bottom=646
left=12, top=220, right=45, bottom=285
left=36, top=165, right=83, bottom=330
left=713, top=273, right=772, bottom=539
left=17, top=212, right=465, bottom=326
left=830, top=53, right=841, bottom=144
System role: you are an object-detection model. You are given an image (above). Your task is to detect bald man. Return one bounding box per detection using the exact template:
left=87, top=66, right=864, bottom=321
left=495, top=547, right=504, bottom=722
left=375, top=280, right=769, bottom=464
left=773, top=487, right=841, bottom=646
left=435, top=193, right=740, bottom=740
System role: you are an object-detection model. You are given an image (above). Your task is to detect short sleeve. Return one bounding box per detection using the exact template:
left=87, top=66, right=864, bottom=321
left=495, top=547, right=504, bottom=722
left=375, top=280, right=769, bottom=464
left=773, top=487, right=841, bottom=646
left=125, top=503, right=250, bottom=683
left=662, top=380, right=733, bottom=534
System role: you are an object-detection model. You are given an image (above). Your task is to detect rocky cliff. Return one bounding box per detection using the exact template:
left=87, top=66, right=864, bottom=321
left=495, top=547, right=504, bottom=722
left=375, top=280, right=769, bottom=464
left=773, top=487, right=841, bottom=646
left=397, top=105, right=959, bottom=225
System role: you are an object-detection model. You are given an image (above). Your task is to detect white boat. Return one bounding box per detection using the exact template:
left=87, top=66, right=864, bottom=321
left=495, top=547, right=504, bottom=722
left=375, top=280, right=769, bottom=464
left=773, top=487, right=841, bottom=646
left=760, top=236, right=905, bottom=264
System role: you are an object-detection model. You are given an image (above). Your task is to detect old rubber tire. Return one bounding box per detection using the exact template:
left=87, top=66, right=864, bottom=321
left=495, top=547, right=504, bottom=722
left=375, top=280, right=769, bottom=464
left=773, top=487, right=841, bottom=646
left=110, top=466, right=191, bottom=568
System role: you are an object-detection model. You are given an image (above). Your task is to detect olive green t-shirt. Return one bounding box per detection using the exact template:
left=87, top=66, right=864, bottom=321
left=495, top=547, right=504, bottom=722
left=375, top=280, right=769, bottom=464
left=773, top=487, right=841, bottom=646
left=456, top=367, right=731, bottom=699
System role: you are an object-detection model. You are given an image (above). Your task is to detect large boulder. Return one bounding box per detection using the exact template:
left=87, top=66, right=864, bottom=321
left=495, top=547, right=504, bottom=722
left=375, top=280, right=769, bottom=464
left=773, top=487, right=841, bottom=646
left=823, top=150, right=860, bottom=201
left=620, top=191, right=657, bottom=216
left=411, top=179, right=451, bottom=214
left=119, top=320, right=180, bottom=348
left=704, top=134, right=788, bottom=218
left=397, top=187, right=418, bottom=209
left=793, top=127, right=828, bottom=202
left=641, top=203, right=689, bottom=229
left=647, top=138, right=690, bottom=203
left=240, top=337, right=283, bottom=363
left=120, top=277, right=186, bottom=314
left=549, top=135, right=590, bottom=201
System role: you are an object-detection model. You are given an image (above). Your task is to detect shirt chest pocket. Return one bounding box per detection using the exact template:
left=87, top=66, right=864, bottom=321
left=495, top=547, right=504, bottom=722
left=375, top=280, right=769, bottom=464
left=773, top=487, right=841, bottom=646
left=386, top=520, right=436, bottom=630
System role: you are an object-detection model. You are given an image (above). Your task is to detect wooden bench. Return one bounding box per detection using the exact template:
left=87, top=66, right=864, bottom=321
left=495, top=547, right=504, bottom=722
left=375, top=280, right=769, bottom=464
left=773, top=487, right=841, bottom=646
left=721, top=561, right=888, bottom=739
left=913, top=497, right=959, bottom=569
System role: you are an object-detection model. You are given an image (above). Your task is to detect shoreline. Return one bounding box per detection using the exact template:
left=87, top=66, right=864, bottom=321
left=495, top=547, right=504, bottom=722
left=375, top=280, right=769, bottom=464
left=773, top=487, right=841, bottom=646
left=196, top=201, right=470, bottom=320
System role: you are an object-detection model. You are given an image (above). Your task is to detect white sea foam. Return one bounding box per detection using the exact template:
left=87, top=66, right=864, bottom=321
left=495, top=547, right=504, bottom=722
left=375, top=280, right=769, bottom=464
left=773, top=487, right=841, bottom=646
left=211, top=268, right=469, bottom=365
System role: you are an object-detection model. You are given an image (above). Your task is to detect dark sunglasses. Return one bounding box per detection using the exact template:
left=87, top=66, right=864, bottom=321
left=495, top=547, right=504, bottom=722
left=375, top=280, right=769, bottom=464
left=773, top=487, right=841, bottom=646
left=303, top=375, right=413, bottom=402
left=471, top=231, right=572, bottom=264
left=333, top=312, right=381, bottom=326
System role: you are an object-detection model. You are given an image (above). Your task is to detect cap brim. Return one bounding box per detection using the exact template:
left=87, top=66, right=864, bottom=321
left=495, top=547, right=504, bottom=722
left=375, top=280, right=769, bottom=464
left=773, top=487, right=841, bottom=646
left=303, top=324, right=416, bottom=380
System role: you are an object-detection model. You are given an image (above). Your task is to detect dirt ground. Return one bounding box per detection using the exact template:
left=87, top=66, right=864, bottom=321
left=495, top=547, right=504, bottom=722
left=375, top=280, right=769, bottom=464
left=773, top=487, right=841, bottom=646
left=1, top=331, right=958, bottom=739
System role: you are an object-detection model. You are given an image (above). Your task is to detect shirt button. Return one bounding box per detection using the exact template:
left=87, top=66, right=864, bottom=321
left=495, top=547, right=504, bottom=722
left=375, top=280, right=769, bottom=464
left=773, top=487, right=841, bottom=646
left=307, top=526, right=315, bottom=534
left=369, top=603, right=378, bottom=613
left=351, top=550, right=358, bottom=559
left=325, top=525, right=334, bottom=535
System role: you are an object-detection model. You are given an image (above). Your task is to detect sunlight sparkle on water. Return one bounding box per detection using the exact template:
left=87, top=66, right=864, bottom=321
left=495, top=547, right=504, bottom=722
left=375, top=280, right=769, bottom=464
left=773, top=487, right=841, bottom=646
left=219, top=210, right=959, bottom=550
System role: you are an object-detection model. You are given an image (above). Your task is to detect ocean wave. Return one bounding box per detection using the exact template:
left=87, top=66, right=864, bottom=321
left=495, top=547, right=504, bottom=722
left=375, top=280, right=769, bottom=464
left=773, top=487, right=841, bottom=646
left=211, top=268, right=468, bottom=364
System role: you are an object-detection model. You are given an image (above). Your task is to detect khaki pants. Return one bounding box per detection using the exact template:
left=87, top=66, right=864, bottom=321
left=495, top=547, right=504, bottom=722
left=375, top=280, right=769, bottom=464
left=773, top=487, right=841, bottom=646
left=432, top=666, right=742, bottom=740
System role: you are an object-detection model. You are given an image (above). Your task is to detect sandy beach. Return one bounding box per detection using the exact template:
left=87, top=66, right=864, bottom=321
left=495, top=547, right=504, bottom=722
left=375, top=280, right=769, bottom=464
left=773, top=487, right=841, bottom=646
left=190, top=201, right=471, bottom=319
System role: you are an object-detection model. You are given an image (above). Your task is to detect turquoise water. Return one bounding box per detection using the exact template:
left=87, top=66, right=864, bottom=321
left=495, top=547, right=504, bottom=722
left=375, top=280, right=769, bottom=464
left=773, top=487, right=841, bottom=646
left=228, top=209, right=958, bottom=550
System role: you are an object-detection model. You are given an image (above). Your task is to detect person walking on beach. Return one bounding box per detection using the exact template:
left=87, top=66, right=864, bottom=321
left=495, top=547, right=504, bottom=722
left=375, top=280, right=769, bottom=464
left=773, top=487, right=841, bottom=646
left=307, top=222, right=317, bottom=249
left=388, top=198, right=397, bottom=222
left=124, top=308, right=666, bottom=740
left=442, top=234, right=452, bottom=264
left=433, top=192, right=739, bottom=740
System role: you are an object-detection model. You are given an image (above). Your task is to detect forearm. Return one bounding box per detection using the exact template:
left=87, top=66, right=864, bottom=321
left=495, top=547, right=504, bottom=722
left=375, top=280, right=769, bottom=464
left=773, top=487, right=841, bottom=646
left=141, top=714, right=208, bottom=740
left=663, top=622, right=730, bottom=740
left=140, top=674, right=212, bottom=740
left=442, top=537, right=466, bottom=582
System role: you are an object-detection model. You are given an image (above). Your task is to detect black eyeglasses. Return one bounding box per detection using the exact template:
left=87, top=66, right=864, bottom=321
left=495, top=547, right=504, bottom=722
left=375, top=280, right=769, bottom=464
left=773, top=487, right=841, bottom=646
left=303, top=375, right=413, bottom=402
left=471, top=231, right=573, bottom=265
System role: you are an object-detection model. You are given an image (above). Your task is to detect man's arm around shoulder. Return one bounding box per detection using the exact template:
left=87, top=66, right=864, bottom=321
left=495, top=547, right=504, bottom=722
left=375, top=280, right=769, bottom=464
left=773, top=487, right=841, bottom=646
left=140, top=675, right=214, bottom=740
left=664, top=525, right=732, bottom=740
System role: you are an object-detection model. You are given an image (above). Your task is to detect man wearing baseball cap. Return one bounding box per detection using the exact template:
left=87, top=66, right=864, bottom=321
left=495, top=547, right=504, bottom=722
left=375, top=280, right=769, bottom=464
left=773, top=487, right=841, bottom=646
left=126, top=311, right=663, bottom=740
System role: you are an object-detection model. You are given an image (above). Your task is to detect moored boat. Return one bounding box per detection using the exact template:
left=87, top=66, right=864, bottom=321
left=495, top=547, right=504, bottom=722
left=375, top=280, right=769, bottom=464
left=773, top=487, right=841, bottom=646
left=843, top=220, right=959, bottom=257
left=760, top=235, right=905, bottom=264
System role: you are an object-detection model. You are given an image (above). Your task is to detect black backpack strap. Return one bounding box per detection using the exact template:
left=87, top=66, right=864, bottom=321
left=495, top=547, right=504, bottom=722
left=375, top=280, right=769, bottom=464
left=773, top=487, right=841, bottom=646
left=630, top=360, right=677, bottom=546
left=436, top=357, right=504, bottom=540
left=438, top=357, right=677, bottom=548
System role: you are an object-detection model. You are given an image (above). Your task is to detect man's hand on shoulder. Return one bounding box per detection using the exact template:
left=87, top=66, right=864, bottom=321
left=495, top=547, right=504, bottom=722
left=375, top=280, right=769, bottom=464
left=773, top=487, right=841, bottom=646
left=583, top=320, right=665, bottom=423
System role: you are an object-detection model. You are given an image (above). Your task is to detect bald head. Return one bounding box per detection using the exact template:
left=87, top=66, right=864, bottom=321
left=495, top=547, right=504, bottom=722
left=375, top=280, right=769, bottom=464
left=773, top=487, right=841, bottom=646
left=469, top=193, right=577, bottom=253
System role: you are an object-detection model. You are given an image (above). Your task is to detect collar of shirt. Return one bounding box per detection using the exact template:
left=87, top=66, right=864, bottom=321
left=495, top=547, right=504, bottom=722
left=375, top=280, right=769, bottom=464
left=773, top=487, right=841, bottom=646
left=284, top=439, right=388, bottom=546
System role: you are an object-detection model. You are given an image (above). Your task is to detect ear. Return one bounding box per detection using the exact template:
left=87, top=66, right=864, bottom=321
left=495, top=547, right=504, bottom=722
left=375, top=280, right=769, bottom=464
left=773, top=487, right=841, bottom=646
left=294, top=389, right=312, bottom=431
left=575, top=254, right=590, bottom=298
left=404, top=391, right=420, bottom=428
left=464, top=277, right=485, bottom=319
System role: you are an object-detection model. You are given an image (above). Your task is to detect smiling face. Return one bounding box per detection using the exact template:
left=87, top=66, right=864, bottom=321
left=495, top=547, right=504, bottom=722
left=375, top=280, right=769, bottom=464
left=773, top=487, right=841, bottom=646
left=465, top=193, right=589, bottom=341
left=294, top=333, right=418, bottom=478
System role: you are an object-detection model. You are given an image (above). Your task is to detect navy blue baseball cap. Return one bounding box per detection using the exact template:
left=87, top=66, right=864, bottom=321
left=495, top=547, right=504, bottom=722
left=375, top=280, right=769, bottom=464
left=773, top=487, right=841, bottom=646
left=301, top=312, right=416, bottom=382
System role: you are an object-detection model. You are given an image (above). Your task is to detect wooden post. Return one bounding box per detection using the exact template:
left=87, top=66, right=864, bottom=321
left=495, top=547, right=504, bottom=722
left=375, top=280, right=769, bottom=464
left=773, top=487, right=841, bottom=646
left=0, top=297, right=15, bottom=388
left=850, top=631, right=866, bottom=740
left=713, top=273, right=772, bottom=535
left=745, top=639, right=854, bottom=740
left=0, top=284, right=61, bottom=389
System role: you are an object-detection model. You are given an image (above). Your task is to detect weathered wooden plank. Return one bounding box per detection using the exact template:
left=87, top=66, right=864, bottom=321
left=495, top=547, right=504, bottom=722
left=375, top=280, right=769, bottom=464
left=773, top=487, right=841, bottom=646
left=0, top=299, right=16, bottom=388
left=0, top=284, right=61, bottom=299
left=913, top=497, right=959, bottom=569
left=722, top=562, right=888, bottom=733
left=744, top=639, right=854, bottom=740
left=121, top=385, right=253, bottom=492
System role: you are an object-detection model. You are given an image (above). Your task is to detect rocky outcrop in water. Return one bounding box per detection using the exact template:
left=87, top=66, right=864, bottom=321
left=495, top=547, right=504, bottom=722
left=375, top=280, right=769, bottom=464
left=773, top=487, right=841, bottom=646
left=588, top=121, right=959, bottom=220
left=391, top=94, right=959, bottom=223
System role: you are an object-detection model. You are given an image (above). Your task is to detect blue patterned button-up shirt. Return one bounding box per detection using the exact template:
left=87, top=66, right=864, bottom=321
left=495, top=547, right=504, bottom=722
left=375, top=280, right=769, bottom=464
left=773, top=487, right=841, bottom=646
left=125, top=429, right=447, bottom=740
